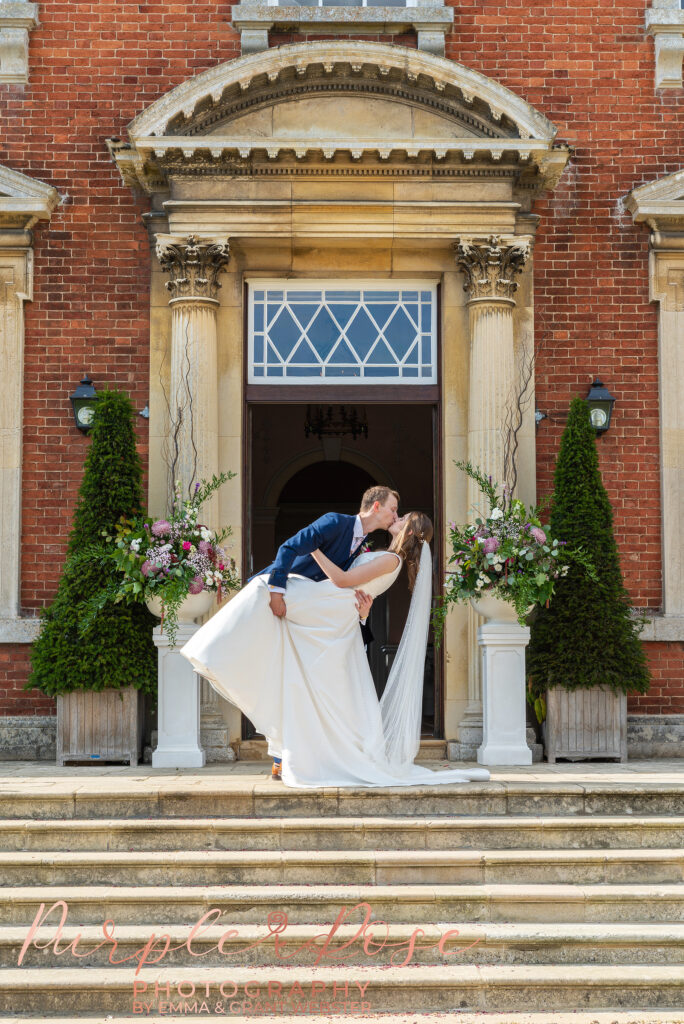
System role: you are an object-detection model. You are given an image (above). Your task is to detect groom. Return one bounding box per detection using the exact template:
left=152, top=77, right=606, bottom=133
left=252, top=484, right=400, bottom=779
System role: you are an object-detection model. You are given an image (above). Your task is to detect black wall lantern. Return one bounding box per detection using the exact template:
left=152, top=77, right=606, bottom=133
left=69, top=375, right=99, bottom=433
left=585, top=377, right=616, bottom=434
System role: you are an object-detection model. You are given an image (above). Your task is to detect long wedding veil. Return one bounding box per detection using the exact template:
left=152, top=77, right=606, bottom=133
left=379, top=540, right=433, bottom=767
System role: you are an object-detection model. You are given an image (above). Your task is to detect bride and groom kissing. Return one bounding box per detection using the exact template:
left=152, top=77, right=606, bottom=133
left=181, top=485, right=490, bottom=789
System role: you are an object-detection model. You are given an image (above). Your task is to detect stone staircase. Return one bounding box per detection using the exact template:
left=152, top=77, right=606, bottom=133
left=0, top=768, right=683, bottom=1021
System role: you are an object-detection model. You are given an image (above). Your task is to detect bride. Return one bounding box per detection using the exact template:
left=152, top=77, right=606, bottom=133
left=180, top=511, right=491, bottom=788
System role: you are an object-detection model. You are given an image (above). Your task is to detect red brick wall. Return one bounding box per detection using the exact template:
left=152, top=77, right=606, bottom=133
left=0, top=1, right=681, bottom=717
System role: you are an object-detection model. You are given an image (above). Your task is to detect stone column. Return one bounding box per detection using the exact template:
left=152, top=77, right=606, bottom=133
left=155, top=234, right=230, bottom=529
left=452, top=235, right=530, bottom=755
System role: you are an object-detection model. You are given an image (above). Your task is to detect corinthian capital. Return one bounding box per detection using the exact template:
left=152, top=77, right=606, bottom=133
left=454, top=235, right=530, bottom=303
left=155, top=234, right=230, bottom=302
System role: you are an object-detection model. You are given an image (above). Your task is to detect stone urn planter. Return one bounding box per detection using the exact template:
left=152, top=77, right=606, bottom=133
left=56, top=687, right=144, bottom=766
left=145, top=589, right=215, bottom=624
left=544, top=685, right=627, bottom=763
left=471, top=592, right=534, bottom=624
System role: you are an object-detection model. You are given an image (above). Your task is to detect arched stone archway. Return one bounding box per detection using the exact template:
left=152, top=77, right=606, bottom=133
left=261, top=446, right=397, bottom=510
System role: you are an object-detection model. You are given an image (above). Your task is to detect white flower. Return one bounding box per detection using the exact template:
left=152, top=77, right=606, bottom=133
left=493, top=562, right=503, bottom=572
left=130, top=538, right=141, bottom=553
left=489, top=507, right=504, bottom=521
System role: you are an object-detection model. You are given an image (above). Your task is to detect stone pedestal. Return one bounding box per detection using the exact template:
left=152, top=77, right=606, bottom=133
left=152, top=624, right=206, bottom=768
left=477, top=621, right=532, bottom=766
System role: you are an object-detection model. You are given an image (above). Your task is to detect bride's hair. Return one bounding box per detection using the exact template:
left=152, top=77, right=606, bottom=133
left=389, top=512, right=433, bottom=592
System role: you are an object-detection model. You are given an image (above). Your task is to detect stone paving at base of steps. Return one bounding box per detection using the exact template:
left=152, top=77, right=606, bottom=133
left=0, top=759, right=682, bottom=792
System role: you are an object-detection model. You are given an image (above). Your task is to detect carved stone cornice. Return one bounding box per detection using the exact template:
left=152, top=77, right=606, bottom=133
left=454, top=235, right=530, bottom=304
left=0, top=3, right=39, bottom=84
left=645, top=1, right=684, bottom=89
left=0, top=163, right=60, bottom=231
left=155, top=234, right=230, bottom=304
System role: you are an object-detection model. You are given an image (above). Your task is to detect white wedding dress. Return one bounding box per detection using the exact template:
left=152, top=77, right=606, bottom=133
left=180, top=549, right=491, bottom=788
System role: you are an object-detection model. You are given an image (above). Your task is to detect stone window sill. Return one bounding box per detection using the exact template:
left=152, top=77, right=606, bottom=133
left=0, top=2, right=39, bottom=84
left=646, top=3, right=684, bottom=88
left=231, top=3, right=453, bottom=55
left=0, top=618, right=42, bottom=643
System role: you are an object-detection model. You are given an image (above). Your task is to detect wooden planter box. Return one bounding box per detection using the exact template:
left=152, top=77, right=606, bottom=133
left=56, top=687, right=144, bottom=766
left=544, top=685, right=627, bottom=763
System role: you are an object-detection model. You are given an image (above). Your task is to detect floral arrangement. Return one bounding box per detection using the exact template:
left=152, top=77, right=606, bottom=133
left=432, top=461, right=596, bottom=643
left=80, top=472, right=241, bottom=647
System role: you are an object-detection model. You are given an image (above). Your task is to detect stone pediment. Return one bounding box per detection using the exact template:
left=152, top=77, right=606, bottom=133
left=110, top=42, right=566, bottom=195
left=0, top=164, right=60, bottom=229
left=626, top=169, right=684, bottom=233
left=204, top=94, right=491, bottom=143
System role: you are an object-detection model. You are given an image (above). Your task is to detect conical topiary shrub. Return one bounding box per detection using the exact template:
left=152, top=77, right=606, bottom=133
left=527, top=396, right=650, bottom=701
left=26, top=390, right=157, bottom=699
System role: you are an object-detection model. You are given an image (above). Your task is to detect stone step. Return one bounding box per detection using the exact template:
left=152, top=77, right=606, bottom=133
left=2, top=847, right=682, bottom=887
left=1, top=965, right=683, bottom=1014
left=3, top=814, right=683, bottom=851
left=5, top=922, right=684, bottom=969
left=2, top=776, right=682, bottom=819
left=3, top=882, right=682, bottom=925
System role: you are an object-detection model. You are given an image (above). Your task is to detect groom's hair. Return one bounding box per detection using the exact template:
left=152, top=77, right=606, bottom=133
left=360, top=485, right=400, bottom=511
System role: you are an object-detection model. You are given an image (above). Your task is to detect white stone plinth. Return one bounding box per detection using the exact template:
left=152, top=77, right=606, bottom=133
left=477, top=620, right=532, bottom=766
left=152, top=624, right=206, bottom=768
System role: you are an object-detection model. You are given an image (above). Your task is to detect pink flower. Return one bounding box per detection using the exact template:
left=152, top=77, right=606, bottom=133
left=188, top=577, right=204, bottom=594
left=483, top=537, right=500, bottom=554
left=151, top=520, right=171, bottom=537
left=198, top=540, right=212, bottom=555
left=182, top=541, right=192, bottom=551
left=141, top=560, right=153, bottom=577
left=530, top=527, right=546, bottom=544
left=218, top=563, right=224, bottom=570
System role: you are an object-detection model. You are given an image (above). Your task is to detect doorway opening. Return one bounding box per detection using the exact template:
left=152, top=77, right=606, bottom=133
left=244, top=402, right=442, bottom=740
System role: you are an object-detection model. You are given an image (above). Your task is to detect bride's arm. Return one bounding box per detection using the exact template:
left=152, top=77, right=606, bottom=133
left=311, top=548, right=400, bottom=588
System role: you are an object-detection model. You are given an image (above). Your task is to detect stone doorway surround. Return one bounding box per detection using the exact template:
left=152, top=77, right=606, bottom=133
left=108, top=41, right=569, bottom=759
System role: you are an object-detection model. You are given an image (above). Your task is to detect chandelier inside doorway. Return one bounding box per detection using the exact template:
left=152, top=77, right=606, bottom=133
left=304, top=405, right=369, bottom=441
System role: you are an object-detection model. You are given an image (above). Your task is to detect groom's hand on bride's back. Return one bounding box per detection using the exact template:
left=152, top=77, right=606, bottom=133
left=269, top=592, right=287, bottom=617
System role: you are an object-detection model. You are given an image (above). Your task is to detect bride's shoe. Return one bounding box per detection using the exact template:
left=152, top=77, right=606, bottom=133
left=270, top=759, right=282, bottom=781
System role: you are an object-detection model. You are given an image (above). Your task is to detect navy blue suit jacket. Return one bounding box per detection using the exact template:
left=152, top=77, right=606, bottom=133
left=252, top=512, right=365, bottom=591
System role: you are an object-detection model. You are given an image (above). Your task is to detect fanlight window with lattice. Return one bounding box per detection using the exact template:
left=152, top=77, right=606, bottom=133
left=248, top=280, right=437, bottom=384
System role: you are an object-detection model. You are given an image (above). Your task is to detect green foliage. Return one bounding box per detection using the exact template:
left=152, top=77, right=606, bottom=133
left=66, top=391, right=145, bottom=554
left=80, top=472, right=241, bottom=649
left=26, top=391, right=157, bottom=699
left=432, top=460, right=596, bottom=644
left=527, top=397, right=650, bottom=699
